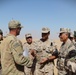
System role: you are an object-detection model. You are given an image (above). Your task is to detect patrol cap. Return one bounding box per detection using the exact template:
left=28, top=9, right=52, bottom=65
left=66, top=28, right=71, bottom=33
left=74, top=31, right=76, bottom=37
left=59, top=28, right=70, bottom=34
left=46, top=28, right=50, bottom=32
left=0, top=29, right=3, bottom=35
left=42, top=27, right=50, bottom=33
left=70, top=33, right=74, bottom=38
left=8, top=20, right=23, bottom=29
left=25, top=33, right=32, bottom=38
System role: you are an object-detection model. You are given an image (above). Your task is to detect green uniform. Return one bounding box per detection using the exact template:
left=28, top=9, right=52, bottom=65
left=0, top=34, right=33, bottom=75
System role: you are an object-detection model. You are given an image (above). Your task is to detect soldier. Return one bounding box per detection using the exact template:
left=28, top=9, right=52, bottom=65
left=35, top=27, right=58, bottom=75
left=67, top=28, right=74, bottom=41
left=57, top=28, right=75, bottom=75
left=0, top=29, right=3, bottom=75
left=0, top=29, right=3, bottom=42
left=0, top=20, right=35, bottom=75
left=23, top=33, right=36, bottom=75
left=73, top=31, right=76, bottom=48
left=69, top=33, right=74, bottom=42
left=74, top=31, right=76, bottom=41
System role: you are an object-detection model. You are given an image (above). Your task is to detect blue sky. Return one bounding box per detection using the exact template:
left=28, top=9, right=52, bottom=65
left=0, top=0, right=76, bottom=39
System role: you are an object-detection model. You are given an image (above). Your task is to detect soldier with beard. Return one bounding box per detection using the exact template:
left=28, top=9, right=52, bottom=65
left=0, top=20, right=35, bottom=75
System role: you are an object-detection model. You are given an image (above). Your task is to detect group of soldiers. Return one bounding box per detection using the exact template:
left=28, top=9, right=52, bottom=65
left=0, top=20, right=76, bottom=75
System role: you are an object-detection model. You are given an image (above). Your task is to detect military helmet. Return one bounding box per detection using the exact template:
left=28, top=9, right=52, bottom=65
left=8, top=20, right=23, bottom=29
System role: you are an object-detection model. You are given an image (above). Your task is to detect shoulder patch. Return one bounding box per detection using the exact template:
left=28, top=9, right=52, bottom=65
left=12, top=42, right=20, bottom=48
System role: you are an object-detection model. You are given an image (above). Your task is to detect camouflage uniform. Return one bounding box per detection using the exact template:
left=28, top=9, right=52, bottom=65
left=73, top=31, right=76, bottom=48
left=35, top=39, right=57, bottom=75
left=23, top=33, right=37, bottom=75
left=0, top=20, right=33, bottom=75
left=57, top=39, right=75, bottom=75
left=35, top=27, right=57, bottom=75
left=72, top=41, right=76, bottom=49
left=57, top=28, right=75, bottom=75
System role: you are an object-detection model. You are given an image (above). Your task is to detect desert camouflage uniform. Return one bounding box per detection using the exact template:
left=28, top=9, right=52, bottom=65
left=35, top=39, right=57, bottom=75
left=72, top=41, right=76, bottom=49
left=57, top=39, right=75, bottom=75
left=23, top=41, right=37, bottom=75
left=74, top=31, right=76, bottom=48
left=74, top=42, right=76, bottom=48
left=0, top=34, right=33, bottom=75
